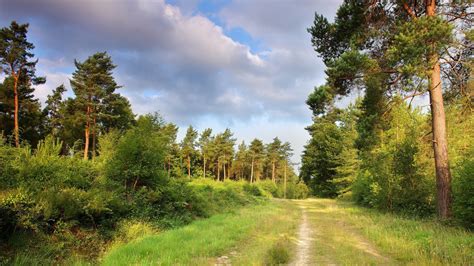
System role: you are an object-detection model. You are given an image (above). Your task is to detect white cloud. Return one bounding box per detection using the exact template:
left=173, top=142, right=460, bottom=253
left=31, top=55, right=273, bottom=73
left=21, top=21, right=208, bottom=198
left=0, top=0, right=343, bottom=164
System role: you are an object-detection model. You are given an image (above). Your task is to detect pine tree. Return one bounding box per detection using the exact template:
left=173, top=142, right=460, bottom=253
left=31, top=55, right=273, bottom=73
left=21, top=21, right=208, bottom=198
left=70, top=52, right=120, bottom=159
left=234, top=141, right=249, bottom=180
left=198, top=128, right=213, bottom=178
left=249, top=138, right=264, bottom=183
left=267, top=137, right=282, bottom=183
left=43, top=85, right=66, bottom=137
left=181, top=126, right=198, bottom=178
left=280, top=141, right=293, bottom=198
left=0, top=21, right=45, bottom=147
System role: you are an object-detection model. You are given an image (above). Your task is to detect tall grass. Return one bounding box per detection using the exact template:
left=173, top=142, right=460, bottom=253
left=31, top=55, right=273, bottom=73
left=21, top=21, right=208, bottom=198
left=101, top=200, right=300, bottom=265
left=303, top=198, right=473, bottom=265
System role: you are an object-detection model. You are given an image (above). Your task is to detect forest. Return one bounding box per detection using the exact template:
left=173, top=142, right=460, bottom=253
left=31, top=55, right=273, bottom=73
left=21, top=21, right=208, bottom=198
left=0, top=0, right=473, bottom=265
left=301, top=0, right=473, bottom=225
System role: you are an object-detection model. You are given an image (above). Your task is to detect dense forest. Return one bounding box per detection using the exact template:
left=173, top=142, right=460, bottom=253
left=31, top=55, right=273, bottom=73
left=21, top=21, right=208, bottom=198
left=301, top=0, right=473, bottom=226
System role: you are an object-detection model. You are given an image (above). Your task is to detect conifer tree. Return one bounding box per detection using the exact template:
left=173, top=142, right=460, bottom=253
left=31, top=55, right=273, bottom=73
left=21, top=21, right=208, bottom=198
left=0, top=21, right=45, bottom=147
left=181, top=126, right=198, bottom=178
left=198, top=128, right=213, bottom=178
left=249, top=138, right=264, bottom=183
left=43, top=85, right=66, bottom=137
left=70, top=52, right=120, bottom=159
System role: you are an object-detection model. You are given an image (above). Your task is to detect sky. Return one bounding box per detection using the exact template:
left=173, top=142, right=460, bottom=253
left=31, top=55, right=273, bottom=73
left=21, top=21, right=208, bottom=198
left=0, top=0, right=343, bottom=167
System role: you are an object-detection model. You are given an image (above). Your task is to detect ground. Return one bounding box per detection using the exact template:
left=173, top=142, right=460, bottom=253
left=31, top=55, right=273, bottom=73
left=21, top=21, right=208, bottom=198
left=102, top=198, right=473, bottom=265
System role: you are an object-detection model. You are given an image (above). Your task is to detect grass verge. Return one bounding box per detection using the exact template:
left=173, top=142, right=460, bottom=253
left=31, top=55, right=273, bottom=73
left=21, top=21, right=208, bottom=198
left=301, top=198, right=473, bottom=265
left=101, top=199, right=300, bottom=266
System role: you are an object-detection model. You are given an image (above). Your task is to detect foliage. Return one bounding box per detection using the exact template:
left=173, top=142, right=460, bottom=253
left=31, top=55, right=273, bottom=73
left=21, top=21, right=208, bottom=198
left=452, top=148, right=474, bottom=229
left=104, top=115, right=168, bottom=191
left=352, top=102, right=434, bottom=215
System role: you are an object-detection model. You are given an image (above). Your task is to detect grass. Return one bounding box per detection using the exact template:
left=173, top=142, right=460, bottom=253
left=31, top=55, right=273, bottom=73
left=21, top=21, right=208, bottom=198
left=101, top=199, right=300, bottom=265
left=298, top=198, right=473, bottom=265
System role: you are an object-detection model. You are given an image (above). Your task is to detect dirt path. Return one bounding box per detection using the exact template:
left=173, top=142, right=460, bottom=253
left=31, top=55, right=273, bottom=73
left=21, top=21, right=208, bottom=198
left=289, top=206, right=314, bottom=265
left=289, top=199, right=390, bottom=265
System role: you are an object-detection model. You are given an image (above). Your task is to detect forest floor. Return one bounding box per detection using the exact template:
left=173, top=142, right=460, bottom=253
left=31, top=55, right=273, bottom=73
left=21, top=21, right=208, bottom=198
left=101, top=198, right=473, bottom=265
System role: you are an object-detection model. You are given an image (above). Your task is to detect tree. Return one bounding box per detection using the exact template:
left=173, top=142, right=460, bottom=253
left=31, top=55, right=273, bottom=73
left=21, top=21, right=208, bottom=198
left=266, top=137, right=282, bottom=183
left=0, top=21, right=45, bottom=147
left=43, top=85, right=66, bottom=137
left=234, top=141, right=249, bottom=180
left=0, top=75, right=44, bottom=147
left=308, top=0, right=470, bottom=218
left=212, top=129, right=235, bottom=181
left=280, top=141, right=293, bottom=198
left=105, top=115, right=167, bottom=192
left=300, top=113, right=344, bottom=198
left=70, top=52, right=120, bottom=159
left=249, top=138, right=264, bottom=183
left=100, top=92, right=135, bottom=133
left=198, top=128, right=213, bottom=178
left=180, top=126, right=198, bottom=178
left=160, top=122, right=180, bottom=178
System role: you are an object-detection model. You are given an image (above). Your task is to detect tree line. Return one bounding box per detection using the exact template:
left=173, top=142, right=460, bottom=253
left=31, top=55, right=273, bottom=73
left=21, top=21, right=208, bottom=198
left=0, top=20, right=309, bottom=263
left=0, top=21, right=301, bottom=186
left=302, top=0, right=473, bottom=227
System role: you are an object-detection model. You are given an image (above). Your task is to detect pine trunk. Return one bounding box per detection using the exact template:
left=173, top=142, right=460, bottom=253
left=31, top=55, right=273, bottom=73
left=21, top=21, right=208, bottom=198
left=187, top=155, right=191, bottom=178
left=426, top=0, right=452, bottom=219
left=250, top=157, right=254, bottom=183
left=284, top=163, right=287, bottom=199
left=91, top=116, right=97, bottom=159
left=83, top=105, right=91, bottom=160
left=272, top=161, right=276, bottom=183
left=13, top=74, right=20, bottom=147
left=217, top=158, right=220, bottom=181
left=203, top=156, right=206, bottom=178
left=223, top=162, right=227, bottom=180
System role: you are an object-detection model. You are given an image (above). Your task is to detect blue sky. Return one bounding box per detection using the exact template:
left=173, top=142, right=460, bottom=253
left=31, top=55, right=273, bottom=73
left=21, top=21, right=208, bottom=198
left=0, top=0, right=343, bottom=167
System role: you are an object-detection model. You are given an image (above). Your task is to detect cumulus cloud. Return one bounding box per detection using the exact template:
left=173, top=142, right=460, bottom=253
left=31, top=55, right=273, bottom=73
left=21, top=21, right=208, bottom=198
left=0, top=0, right=343, bottom=163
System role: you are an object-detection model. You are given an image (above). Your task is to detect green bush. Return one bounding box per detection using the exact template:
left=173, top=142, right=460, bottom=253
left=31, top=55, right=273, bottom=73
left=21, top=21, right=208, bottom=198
left=290, top=181, right=310, bottom=199
left=256, top=180, right=279, bottom=197
left=453, top=150, right=474, bottom=229
left=104, top=115, right=168, bottom=191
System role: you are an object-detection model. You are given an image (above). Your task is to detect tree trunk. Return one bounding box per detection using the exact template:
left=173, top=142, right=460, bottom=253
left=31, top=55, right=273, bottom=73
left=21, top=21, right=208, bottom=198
left=250, top=157, right=254, bottom=183
left=83, top=104, right=91, bottom=160
left=13, top=74, right=20, bottom=147
left=217, top=158, right=220, bottom=181
left=223, top=162, right=227, bottom=180
left=203, top=156, right=207, bottom=178
left=187, top=155, right=191, bottom=178
left=426, top=0, right=452, bottom=219
left=284, top=163, right=287, bottom=199
left=223, top=155, right=227, bottom=180
left=272, top=160, right=276, bottom=183
left=91, top=116, right=97, bottom=160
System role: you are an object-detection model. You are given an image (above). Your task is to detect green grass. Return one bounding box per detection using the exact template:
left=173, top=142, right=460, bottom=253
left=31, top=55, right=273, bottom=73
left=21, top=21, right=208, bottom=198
left=101, top=199, right=300, bottom=265
left=299, top=198, right=473, bottom=265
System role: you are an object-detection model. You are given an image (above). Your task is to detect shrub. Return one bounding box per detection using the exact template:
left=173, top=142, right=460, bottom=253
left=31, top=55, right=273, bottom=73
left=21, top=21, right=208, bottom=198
left=291, top=181, right=310, bottom=199
left=256, top=180, right=279, bottom=197
left=453, top=150, right=474, bottom=229
left=104, top=115, right=168, bottom=191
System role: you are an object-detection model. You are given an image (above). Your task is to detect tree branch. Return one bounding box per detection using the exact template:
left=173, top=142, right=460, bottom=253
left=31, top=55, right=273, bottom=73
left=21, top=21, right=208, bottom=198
left=402, top=1, right=417, bottom=19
